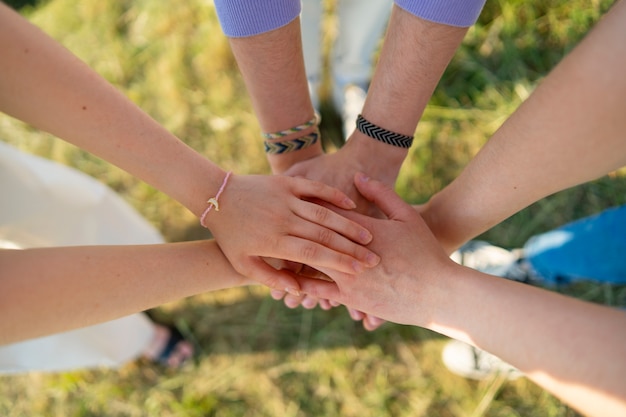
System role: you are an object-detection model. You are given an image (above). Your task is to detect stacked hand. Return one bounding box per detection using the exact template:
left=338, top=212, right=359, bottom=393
left=200, top=173, right=381, bottom=295
left=265, top=136, right=410, bottom=330
left=269, top=171, right=447, bottom=331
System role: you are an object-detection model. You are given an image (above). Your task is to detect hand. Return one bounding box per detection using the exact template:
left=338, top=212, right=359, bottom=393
left=269, top=289, right=387, bottom=331
left=267, top=260, right=387, bottom=331
left=283, top=134, right=407, bottom=217
left=265, top=259, right=336, bottom=308
left=202, top=174, right=381, bottom=294
left=283, top=152, right=378, bottom=217
left=296, top=173, right=454, bottom=327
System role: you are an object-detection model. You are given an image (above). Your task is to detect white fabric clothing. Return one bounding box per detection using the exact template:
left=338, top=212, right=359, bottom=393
left=301, top=0, right=392, bottom=110
left=0, top=141, right=162, bottom=373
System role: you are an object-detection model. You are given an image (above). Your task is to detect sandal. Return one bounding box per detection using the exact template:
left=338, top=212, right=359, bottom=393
left=143, top=324, right=195, bottom=368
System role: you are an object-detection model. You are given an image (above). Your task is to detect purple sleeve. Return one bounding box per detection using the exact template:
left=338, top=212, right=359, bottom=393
left=214, top=0, right=301, bottom=37
left=395, top=0, right=486, bottom=27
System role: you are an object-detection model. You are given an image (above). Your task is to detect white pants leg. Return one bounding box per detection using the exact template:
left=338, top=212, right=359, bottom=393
left=301, top=0, right=392, bottom=112
left=332, top=0, right=392, bottom=108
left=301, top=0, right=325, bottom=110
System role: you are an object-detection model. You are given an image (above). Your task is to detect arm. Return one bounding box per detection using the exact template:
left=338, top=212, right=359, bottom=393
left=283, top=5, right=470, bottom=214
left=215, top=1, right=475, bottom=210
left=227, top=16, right=322, bottom=175
left=301, top=175, right=626, bottom=417
left=0, top=4, right=379, bottom=292
left=420, top=0, right=626, bottom=253
left=0, top=241, right=251, bottom=345
left=214, top=0, right=321, bottom=175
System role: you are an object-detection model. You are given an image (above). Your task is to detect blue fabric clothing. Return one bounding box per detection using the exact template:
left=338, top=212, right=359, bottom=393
left=214, top=0, right=301, bottom=37
left=395, top=0, right=486, bottom=27
left=215, top=0, right=486, bottom=37
left=524, top=205, right=626, bottom=285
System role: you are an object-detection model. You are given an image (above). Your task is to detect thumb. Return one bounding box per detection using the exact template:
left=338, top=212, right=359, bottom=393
left=353, top=172, right=414, bottom=221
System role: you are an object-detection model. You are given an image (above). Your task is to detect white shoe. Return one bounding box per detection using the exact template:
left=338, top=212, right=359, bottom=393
left=442, top=340, right=523, bottom=381
left=450, top=240, right=530, bottom=282
left=339, top=84, right=367, bottom=140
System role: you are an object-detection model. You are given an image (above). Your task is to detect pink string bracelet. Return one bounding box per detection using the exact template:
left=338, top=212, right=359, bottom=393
left=200, top=171, right=232, bottom=228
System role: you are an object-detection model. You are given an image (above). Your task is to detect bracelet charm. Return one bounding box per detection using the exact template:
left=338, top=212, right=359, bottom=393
left=200, top=171, right=232, bottom=228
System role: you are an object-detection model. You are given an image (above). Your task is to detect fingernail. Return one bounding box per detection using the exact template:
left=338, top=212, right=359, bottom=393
left=270, top=289, right=285, bottom=300
left=357, top=172, right=370, bottom=182
left=344, top=197, right=357, bottom=209
left=370, top=316, right=385, bottom=327
left=366, top=252, right=380, bottom=267
left=359, top=230, right=373, bottom=243
left=285, top=287, right=301, bottom=297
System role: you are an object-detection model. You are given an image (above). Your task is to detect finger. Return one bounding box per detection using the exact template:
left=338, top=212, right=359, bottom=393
left=353, top=172, right=415, bottom=221
left=279, top=260, right=305, bottom=274
left=297, top=275, right=344, bottom=302
left=264, top=257, right=287, bottom=271
left=298, top=264, right=332, bottom=281
left=362, top=315, right=386, bottom=331
left=243, top=257, right=302, bottom=295
left=293, top=200, right=373, bottom=245
left=285, top=219, right=379, bottom=268
left=301, top=295, right=319, bottom=310
left=283, top=293, right=306, bottom=309
left=275, top=237, right=377, bottom=274
left=347, top=307, right=365, bottom=321
left=270, top=289, right=287, bottom=300
left=290, top=177, right=357, bottom=210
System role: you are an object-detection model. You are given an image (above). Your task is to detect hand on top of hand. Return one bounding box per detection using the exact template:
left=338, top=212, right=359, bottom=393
left=292, top=172, right=454, bottom=328
left=282, top=136, right=403, bottom=218
left=201, top=173, right=381, bottom=295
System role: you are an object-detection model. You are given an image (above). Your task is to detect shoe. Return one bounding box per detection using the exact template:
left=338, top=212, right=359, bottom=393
left=339, top=84, right=367, bottom=140
left=441, top=340, right=523, bottom=381
left=142, top=324, right=195, bottom=368
left=450, top=240, right=531, bottom=282
left=445, top=241, right=528, bottom=380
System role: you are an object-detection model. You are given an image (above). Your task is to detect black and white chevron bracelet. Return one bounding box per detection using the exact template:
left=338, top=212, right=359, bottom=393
left=356, top=114, right=414, bottom=148
left=264, top=131, right=319, bottom=154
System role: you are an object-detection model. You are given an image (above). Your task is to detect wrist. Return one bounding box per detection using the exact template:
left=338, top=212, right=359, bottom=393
left=262, top=112, right=323, bottom=174
left=422, top=261, right=481, bottom=341
left=420, top=191, right=479, bottom=254
left=266, top=139, right=323, bottom=174
left=344, top=131, right=408, bottom=185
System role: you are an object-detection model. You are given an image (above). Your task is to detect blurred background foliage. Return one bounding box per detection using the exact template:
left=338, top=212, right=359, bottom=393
left=1, top=0, right=624, bottom=416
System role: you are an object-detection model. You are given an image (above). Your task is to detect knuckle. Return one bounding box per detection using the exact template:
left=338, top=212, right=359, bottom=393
left=312, top=205, right=330, bottom=223
left=317, top=227, right=334, bottom=246
left=300, top=243, right=320, bottom=261
left=263, top=275, right=282, bottom=290
left=311, top=180, right=326, bottom=194
left=235, top=262, right=255, bottom=279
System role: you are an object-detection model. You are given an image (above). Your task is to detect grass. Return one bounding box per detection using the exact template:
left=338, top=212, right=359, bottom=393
left=1, top=0, right=624, bottom=416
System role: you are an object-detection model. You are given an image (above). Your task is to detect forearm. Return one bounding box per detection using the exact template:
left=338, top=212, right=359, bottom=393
left=421, top=1, right=626, bottom=252
left=228, top=18, right=322, bottom=174
left=300, top=175, right=626, bottom=415
left=426, top=266, right=626, bottom=417
left=0, top=241, right=252, bottom=345
left=348, top=5, right=469, bottom=185
left=0, top=4, right=226, bottom=217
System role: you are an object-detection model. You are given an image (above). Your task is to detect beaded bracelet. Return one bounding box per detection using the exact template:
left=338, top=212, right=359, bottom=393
left=264, top=131, right=319, bottom=154
left=200, top=171, right=232, bottom=228
left=356, top=114, right=414, bottom=148
left=261, top=113, right=320, bottom=140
